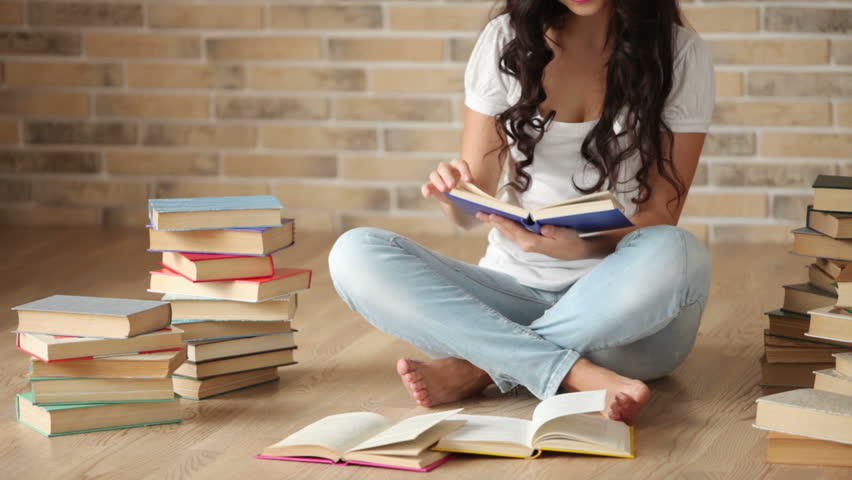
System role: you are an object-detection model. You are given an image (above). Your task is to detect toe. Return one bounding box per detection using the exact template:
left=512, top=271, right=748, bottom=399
left=396, top=358, right=413, bottom=376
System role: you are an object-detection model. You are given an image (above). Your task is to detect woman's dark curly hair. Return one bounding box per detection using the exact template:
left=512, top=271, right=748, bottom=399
left=496, top=0, right=685, bottom=208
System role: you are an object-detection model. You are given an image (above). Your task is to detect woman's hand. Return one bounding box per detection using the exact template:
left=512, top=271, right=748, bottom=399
left=421, top=158, right=474, bottom=205
left=476, top=212, right=596, bottom=260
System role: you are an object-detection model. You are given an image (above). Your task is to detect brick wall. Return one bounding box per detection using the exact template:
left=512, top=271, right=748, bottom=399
left=0, top=0, right=850, bottom=243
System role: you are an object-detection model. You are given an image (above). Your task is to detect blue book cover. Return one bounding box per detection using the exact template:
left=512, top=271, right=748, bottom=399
left=446, top=182, right=633, bottom=235
left=148, top=195, right=283, bottom=231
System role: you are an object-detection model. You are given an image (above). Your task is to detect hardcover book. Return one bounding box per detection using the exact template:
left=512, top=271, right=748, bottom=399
left=149, top=267, right=312, bottom=303
left=29, top=376, right=175, bottom=405
left=754, top=388, right=852, bottom=445
left=813, top=369, right=852, bottom=396
left=257, top=409, right=464, bottom=472
left=148, top=195, right=283, bottom=231
left=812, top=175, right=852, bottom=213
left=807, top=205, right=852, bottom=239
left=791, top=227, right=852, bottom=262
left=782, top=283, right=836, bottom=316
left=166, top=293, right=297, bottom=321
left=169, top=320, right=292, bottom=342
left=445, top=181, right=632, bottom=234
left=766, top=431, right=852, bottom=467
left=806, top=307, right=852, bottom=344
left=16, top=392, right=182, bottom=437
left=173, top=367, right=280, bottom=400
left=16, top=328, right=184, bottom=362
left=173, top=347, right=296, bottom=379
left=187, top=331, right=296, bottom=362
left=148, top=220, right=294, bottom=256
left=434, top=390, right=634, bottom=459
left=12, top=295, right=171, bottom=339
left=30, top=349, right=187, bottom=378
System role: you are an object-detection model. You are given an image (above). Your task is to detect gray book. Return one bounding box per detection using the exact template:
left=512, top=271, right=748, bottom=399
left=13, top=295, right=171, bottom=339
left=755, top=388, right=852, bottom=445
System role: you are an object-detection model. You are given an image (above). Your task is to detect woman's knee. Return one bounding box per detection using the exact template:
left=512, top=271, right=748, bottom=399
left=327, top=227, right=394, bottom=301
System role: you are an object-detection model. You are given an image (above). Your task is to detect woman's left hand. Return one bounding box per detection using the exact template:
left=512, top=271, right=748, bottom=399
left=476, top=212, right=591, bottom=260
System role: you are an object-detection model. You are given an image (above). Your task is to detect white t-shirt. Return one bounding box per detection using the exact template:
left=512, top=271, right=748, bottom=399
left=465, top=14, right=715, bottom=291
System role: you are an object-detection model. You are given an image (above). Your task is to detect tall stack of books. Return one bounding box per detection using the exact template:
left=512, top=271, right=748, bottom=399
left=753, top=175, right=852, bottom=467
left=146, top=195, right=310, bottom=400
left=12, top=295, right=185, bottom=436
left=760, top=175, right=852, bottom=389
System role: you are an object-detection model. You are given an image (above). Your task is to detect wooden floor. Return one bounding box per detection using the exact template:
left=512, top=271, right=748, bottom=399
left=0, top=226, right=847, bottom=479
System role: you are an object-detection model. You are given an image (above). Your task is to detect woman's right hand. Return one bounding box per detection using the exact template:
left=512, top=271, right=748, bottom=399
left=420, top=158, right=474, bottom=205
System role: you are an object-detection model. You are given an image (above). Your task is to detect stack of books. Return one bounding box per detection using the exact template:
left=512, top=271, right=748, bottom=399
left=753, top=175, right=852, bottom=467
left=146, top=195, right=310, bottom=400
left=12, top=295, right=185, bottom=436
left=760, top=175, right=852, bottom=389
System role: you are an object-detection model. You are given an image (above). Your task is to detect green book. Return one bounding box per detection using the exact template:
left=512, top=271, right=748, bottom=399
left=16, top=392, right=182, bottom=437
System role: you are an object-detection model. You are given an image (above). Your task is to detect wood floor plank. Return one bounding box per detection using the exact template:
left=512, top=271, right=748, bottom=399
left=0, top=227, right=848, bottom=478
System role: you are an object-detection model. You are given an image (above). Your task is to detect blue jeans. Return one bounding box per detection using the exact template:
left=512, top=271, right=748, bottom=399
left=328, top=225, right=711, bottom=400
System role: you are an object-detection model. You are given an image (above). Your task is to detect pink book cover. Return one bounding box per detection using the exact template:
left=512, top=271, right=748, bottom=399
left=151, top=266, right=312, bottom=288
left=164, top=252, right=276, bottom=280
left=254, top=454, right=451, bottom=472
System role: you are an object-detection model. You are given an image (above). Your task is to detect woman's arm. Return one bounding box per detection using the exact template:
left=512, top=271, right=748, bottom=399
left=481, top=131, right=707, bottom=259
left=421, top=107, right=506, bottom=229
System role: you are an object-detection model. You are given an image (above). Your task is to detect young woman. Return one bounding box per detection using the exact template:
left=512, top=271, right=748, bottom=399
left=329, top=0, right=714, bottom=425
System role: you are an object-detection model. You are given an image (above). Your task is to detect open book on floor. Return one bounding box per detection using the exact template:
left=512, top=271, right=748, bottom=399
left=433, top=390, right=634, bottom=459
left=445, top=181, right=632, bottom=234
left=257, top=409, right=465, bottom=472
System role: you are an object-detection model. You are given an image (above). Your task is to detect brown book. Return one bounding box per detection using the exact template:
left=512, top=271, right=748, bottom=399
left=782, top=283, right=836, bottom=316
left=807, top=307, right=852, bottom=344
left=759, top=355, right=829, bottom=387
left=813, top=369, right=852, bottom=397
left=766, top=431, right=852, bottom=467
left=173, top=348, right=296, bottom=379
left=812, top=175, right=852, bottom=213
left=30, top=377, right=175, bottom=405
left=173, top=367, right=280, bottom=400
left=13, top=295, right=171, bottom=339
left=166, top=293, right=297, bottom=321
left=30, top=350, right=187, bottom=378
left=808, top=206, right=852, bottom=239
left=188, top=331, right=296, bottom=362
left=764, top=345, right=851, bottom=364
left=791, top=227, right=852, bottom=262
left=807, top=263, right=836, bottom=294
left=148, top=220, right=294, bottom=256
left=755, top=388, right=852, bottom=445
left=17, top=328, right=184, bottom=362
left=173, top=320, right=292, bottom=341
left=763, top=330, right=849, bottom=348
left=816, top=257, right=851, bottom=280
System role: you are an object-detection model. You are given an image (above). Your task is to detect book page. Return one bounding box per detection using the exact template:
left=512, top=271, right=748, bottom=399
left=269, top=412, right=392, bottom=457
left=436, top=414, right=533, bottom=449
left=349, top=408, right=462, bottom=452
left=532, top=413, right=631, bottom=453
left=447, top=181, right=529, bottom=220
left=530, top=390, right=607, bottom=435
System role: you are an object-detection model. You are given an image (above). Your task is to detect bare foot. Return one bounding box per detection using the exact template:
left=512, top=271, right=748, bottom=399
left=561, top=358, right=651, bottom=426
left=396, top=357, right=492, bottom=407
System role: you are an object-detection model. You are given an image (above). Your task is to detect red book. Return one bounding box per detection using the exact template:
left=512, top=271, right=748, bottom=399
left=17, top=328, right=184, bottom=362
left=161, top=243, right=296, bottom=281
left=149, top=267, right=312, bottom=303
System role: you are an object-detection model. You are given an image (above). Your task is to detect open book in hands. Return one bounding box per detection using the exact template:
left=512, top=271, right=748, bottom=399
left=445, top=181, right=633, bottom=234
left=433, top=390, right=634, bottom=459
left=256, top=408, right=465, bottom=472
